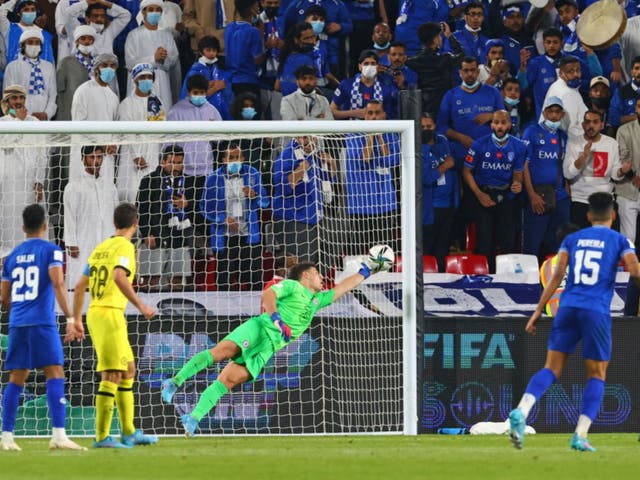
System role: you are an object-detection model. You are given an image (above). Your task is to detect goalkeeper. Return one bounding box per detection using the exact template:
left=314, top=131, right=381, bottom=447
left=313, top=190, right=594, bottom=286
left=162, top=255, right=389, bottom=436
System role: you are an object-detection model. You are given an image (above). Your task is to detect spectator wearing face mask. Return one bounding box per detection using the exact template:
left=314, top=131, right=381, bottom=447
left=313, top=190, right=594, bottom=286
left=330, top=49, right=398, bottom=120
left=180, top=35, right=232, bottom=120
left=1, top=0, right=55, bottom=64
left=3, top=27, right=55, bottom=121
left=588, top=76, right=614, bottom=137
left=167, top=73, right=222, bottom=178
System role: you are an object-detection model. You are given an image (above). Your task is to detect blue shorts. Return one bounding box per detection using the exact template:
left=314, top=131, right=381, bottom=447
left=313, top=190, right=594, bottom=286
left=5, top=325, right=64, bottom=370
left=548, top=306, right=611, bottom=361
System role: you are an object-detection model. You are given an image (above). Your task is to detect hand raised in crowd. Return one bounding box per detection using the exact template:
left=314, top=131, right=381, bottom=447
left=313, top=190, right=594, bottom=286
left=610, top=69, right=622, bottom=84
left=473, top=112, right=493, bottom=126
left=133, top=156, right=148, bottom=170
left=519, top=48, right=531, bottom=71
left=11, top=105, right=27, bottom=120
left=325, top=22, right=341, bottom=34
left=440, top=22, right=452, bottom=38
left=242, top=186, right=257, bottom=199
left=155, top=47, right=168, bottom=62
left=575, top=141, right=593, bottom=170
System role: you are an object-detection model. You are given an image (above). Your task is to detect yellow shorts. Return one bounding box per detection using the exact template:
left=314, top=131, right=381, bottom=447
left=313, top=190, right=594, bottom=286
left=87, top=307, right=134, bottom=372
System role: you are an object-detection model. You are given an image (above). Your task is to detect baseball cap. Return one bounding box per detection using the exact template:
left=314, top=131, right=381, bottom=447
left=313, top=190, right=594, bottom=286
left=590, top=76, right=610, bottom=88
left=543, top=96, right=564, bottom=109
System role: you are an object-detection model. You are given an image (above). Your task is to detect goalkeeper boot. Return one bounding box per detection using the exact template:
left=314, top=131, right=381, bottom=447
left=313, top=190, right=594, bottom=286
left=181, top=414, right=199, bottom=438
left=93, top=436, right=132, bottom=449
left=508, top=408, right=526, bottom=450
left=570, top=433, right=596, bottom=452
left=0, top=439, right=21, bottom=451
left=121, top=430, right=159, bottom=447
left=161, top=378, right=178, bottom=404
left=49, top=438, right=88, bottom=451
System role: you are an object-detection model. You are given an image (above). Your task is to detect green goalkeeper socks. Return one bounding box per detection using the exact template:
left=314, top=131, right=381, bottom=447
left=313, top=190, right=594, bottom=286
left=191, top=380, right=228, bottom=421
left=174, top=350, right=214, bottom=387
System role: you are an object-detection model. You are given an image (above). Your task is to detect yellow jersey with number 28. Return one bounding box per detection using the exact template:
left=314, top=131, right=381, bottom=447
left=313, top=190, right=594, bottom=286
left=86, top=236, right=136, bottom=311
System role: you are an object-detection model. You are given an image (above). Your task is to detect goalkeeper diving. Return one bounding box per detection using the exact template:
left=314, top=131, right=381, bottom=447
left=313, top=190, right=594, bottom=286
left=162, top=246, right=393, bottom=435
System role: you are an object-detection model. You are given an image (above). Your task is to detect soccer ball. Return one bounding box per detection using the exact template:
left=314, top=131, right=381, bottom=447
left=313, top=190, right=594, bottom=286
left=368, top=244, right=395, bottom=272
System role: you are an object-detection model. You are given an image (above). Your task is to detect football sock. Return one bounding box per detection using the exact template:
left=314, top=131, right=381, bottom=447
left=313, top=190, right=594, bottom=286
left=191, top=380, right=228, bottom=421
left=46, top=378, right=66, bottom=429
left=95, top=381, right=118, bottom=442
left=524, top=367, right=556, bottom=400
left=1, top=383, right=23, bottom=433
left=174, top=350, right=214, bottom=387
left=577, top=377, right=605, bottom=436
left=116, top=378, right=135, bottom=436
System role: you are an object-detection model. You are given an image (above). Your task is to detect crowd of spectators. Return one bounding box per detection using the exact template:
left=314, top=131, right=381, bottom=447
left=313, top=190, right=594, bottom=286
left=1, top=0, right=640, bottom=288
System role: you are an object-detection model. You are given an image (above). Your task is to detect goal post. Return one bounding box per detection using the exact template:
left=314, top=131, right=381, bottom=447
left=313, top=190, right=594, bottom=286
left=0, top=120, right=417, bottom=436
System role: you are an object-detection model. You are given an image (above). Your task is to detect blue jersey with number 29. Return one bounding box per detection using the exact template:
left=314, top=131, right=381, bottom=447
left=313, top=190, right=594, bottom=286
left=1, top=238, right=64, bottom=328
left=558, top=225, right=635, bottom=315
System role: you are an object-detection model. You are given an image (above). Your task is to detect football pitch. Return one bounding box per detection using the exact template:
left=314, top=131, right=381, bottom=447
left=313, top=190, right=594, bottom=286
left=1, top=434, right=639, bottom=480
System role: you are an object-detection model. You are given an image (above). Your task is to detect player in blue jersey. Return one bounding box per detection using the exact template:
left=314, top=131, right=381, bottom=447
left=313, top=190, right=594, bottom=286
left=508, top=192, right=640, bottom=452
left=0, top=204, right=86, bottom=452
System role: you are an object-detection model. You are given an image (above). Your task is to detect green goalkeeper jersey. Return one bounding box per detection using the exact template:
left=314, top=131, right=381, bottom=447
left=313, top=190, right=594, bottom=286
left=269, top=279, right=334, bottom=341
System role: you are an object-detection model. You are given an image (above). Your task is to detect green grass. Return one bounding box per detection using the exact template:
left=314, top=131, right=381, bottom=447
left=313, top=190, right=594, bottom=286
left=0, top=434, right=638, bottom=480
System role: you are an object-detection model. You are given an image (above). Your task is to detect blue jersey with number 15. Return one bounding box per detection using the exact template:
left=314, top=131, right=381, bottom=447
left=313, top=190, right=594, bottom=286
left=558, top=226, right=635, bottom=315
left=1, top=238, right=63, bottom=328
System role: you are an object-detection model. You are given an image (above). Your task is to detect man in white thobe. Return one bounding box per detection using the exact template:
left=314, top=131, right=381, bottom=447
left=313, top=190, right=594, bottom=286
left=3, top=28, right=56, bottom=120
left=0, top=85, right=46, bottom=258
left=62, top=145, right=119, bottom=289
left=70, top=52, right=119, bottom=181
left=116, top=62, right=166, bottom=203
left=125, top=0, right=180, bottom=110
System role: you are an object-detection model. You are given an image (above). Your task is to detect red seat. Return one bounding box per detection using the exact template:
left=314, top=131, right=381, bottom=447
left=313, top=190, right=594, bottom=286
left=445, top=254, right=489, bottom=275
left=422, top=255, right=438, bottom=273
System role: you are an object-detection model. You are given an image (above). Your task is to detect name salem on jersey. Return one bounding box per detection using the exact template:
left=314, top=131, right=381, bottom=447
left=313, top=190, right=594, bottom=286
left=16, top=254, right=35, bottom=263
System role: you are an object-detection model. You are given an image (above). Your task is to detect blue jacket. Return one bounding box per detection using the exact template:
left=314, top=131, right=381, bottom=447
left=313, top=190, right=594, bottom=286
left=345, top=133, right=400, bottom=215
left=272, top=140, right=333, bottom=224
left=200, top=165, right=269, bottom=252
left=181, top=61, right=232, bottom=120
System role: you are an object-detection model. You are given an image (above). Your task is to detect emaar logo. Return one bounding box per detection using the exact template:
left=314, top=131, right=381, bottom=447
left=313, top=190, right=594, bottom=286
left=424, top=333, right=515, bottom=369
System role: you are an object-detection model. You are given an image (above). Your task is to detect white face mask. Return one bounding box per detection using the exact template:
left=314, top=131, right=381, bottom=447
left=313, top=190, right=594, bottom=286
left=361, top=65, right=377, bottom=79
left=77, top=44, right=94, bottom=55
left=90, top=22, right=104, bottom=34
left=199, top=55, right=217, bottom=65
left=24, top=44, right=41, bottom=59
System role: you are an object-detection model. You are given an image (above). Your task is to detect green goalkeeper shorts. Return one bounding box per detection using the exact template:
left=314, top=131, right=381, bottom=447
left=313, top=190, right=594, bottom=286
left=224, top=316, right=278, bottom=381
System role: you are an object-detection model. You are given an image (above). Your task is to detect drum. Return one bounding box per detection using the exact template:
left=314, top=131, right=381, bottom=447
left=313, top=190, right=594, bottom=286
left=576, top=0, right=627, bottom=50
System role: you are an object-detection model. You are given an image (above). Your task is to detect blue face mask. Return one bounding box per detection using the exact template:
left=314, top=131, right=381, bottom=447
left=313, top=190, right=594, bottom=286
left=566, top=78, right=581, bottom=89
left=504, top=96, right=520, bottom=107
left=99, top=67, right=116, bottom=84
left=544, top=119, right=562, bottom=131
left=21, top=11, right=36, bottom=25
left=146, top=12, right=163, bottom=26
left=491, top=132, right=509, bottom=143
left=311, top=21, right=325, bottom=35
left=190, top=95, right=207, bottom=107
left=137, top=79, right=154, bottom=94
left=241, top=107, right=257, bottom=120
left=462, top=80, right=480, bottom=90
left=373, top=41, right=390, bottom=51
left=227, top=162, right=242, bottom=175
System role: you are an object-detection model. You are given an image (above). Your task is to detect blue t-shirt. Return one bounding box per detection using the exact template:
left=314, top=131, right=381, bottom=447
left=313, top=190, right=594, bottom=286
left=224, top=21, right=263, bottom=85
left=422, top=135, right=457, bottom=210
left=332, top=75, right=399, bottom=119
left=345, top=133, right=400, bottom=214
left=522, top=122, right=569, bottom=201
left=464, top=134, right=526, bottom=187
left=436, top=84, right=504, bottom=160
left=609, top=83, right=638, bottom=127
left=1, top=238, right=64, bottom=328
left=559, top=226, right=635, bottom=314
left=526, top=55, right=558, bottom=118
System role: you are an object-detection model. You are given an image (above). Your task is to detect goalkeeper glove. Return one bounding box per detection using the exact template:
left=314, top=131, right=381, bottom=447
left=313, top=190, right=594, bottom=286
left=271, top=312, right=291, bottom=342
left=358, top=262, right=372, bottom=279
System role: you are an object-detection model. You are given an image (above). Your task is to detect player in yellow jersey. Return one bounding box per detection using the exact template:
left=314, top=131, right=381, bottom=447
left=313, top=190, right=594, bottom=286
left=72, top=203, right=157, bottom=449
left=539, top=223, right=580, bottom=316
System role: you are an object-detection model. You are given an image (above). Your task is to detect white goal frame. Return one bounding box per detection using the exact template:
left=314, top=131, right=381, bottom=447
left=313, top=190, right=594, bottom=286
left=0, top=120, right=417, bottom=436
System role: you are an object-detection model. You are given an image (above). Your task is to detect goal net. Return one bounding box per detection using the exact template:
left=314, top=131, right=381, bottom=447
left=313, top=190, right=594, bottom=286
left=0, top=120, right=417, bottom=436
